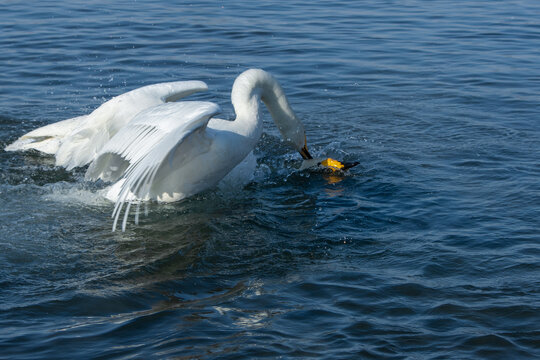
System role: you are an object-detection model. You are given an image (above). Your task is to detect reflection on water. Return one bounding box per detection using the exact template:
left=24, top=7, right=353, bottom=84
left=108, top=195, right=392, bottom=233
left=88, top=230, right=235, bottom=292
left=322, top=173, right=345, bottom=186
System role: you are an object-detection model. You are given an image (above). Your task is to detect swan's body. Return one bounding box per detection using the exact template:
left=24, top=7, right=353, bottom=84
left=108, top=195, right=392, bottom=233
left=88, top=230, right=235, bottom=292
left=6, top=69, right=312, bottom=230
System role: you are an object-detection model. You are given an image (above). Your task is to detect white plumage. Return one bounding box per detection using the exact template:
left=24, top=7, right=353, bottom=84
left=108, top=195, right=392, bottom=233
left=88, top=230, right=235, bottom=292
left=6, top=69, right=312, bottom=231
left=6, top=80, right=207, bottom=169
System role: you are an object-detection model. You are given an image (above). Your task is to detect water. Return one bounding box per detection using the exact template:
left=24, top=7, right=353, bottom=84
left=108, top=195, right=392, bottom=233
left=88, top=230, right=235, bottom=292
left=1, top=1, right=539, bottom=358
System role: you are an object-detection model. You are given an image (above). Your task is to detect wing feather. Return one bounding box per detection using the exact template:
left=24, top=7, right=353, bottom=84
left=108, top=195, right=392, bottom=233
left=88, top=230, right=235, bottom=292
left=53, top=80, right=208, bottom=169
left=85, top=101, right=221, bottom=231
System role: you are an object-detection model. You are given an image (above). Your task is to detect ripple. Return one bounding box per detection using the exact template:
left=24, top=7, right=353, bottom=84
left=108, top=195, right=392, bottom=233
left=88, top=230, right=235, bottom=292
left=1, top=0, right=540, bottom=358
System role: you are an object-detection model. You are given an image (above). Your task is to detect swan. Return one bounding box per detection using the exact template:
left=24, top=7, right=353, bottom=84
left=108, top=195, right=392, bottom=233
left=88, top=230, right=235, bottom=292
left=7, top=69, right=329, bottom=230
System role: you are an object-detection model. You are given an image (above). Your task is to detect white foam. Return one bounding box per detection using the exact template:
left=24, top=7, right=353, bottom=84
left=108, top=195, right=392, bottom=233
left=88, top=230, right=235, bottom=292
left=41, top=182, right=111, bottom=207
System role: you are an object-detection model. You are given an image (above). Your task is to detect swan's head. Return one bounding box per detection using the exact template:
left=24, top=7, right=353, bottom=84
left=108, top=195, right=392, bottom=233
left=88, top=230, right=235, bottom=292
left=233, top=69, right=358, bottom=170
left=272, top=110, right=312, bottom=160
left=282, top=119, right=313, bottom=160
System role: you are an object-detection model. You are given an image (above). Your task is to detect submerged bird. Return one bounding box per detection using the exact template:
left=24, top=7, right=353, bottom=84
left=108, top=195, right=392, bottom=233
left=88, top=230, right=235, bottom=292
left=7, top=69, right=339, bottom=230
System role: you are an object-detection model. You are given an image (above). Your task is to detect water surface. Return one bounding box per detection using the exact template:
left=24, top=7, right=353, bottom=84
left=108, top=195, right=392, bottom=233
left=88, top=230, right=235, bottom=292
left=1, top=1, right=539, bottom=358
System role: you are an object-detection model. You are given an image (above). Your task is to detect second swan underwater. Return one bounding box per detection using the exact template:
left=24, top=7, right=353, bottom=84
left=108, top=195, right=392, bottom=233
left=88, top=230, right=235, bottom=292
left=6, top=69, right=357, bottom=231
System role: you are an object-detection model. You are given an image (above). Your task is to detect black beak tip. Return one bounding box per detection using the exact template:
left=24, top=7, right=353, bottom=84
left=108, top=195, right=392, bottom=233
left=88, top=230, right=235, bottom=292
left=299, top=145, right=313, bottom=160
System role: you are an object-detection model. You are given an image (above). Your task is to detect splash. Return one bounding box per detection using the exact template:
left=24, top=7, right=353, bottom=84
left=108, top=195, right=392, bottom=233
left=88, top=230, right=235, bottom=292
left=41, top=182, right=111, bottom=207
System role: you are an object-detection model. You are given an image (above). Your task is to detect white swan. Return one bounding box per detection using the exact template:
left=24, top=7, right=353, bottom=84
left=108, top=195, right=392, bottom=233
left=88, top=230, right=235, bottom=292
left=6, top=69, right=316, bottom=230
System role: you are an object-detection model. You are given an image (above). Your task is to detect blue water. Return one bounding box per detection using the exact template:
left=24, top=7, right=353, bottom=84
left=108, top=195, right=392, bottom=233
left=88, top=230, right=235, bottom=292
left=1, top=1, right=539, bottom=358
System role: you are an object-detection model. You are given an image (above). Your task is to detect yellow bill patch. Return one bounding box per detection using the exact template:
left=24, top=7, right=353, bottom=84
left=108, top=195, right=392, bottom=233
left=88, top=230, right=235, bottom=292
left=321, top=158, right=345, bottom=170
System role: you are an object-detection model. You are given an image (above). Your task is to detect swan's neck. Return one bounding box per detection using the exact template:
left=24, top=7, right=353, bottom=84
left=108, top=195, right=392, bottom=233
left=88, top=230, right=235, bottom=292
left=230, top=69, right=305, bottom=150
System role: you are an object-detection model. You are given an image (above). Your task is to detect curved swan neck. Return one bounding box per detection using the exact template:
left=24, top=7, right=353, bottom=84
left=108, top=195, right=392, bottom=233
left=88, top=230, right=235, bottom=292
left=230, top=69, right=305, bottom=150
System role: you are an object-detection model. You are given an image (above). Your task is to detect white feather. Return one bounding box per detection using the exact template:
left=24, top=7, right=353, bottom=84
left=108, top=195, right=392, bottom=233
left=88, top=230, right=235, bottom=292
left=86, top=101, right=220, bottom=231
left=5, top=80, right=208, bottom=169
left=4, top=115, right=88, bottom=154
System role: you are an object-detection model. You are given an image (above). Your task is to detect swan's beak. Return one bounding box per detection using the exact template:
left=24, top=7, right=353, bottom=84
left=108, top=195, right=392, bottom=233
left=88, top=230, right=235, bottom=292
left=299, top=134, right=313, bottom=160
left=299, top=144, right=313, bottom=160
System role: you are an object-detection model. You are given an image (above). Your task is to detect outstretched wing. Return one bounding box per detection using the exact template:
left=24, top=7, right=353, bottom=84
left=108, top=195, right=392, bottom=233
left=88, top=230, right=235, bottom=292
left=53, top=80, right=208, bottom=170
left=85, top=101, right=221, bottom=231
left=4, top=115, right=89, bottom=154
